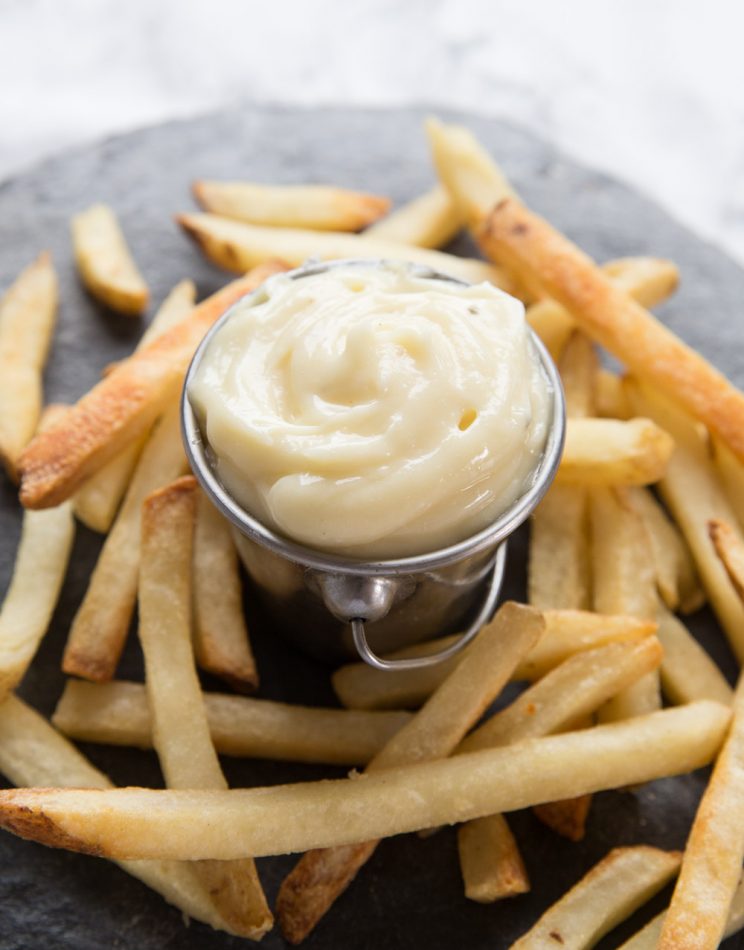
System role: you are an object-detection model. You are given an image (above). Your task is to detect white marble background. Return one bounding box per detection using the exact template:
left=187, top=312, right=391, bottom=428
left=2, top=0, right=744, bottom=263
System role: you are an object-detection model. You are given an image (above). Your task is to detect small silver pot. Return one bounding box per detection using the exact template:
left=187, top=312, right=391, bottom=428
left=182, top=260, right=565, bottom=670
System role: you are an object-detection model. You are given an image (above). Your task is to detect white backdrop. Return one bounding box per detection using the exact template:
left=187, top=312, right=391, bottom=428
left=3, top=0, right=743, bottom=261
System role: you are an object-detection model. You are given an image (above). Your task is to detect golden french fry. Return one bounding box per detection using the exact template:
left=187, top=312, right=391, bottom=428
left=193, top=491, right=258, bottom=691
left=0, top=693, right=240, bottom=934
left=18, top=263, right=285, bottom=510
left=627, top=378, right=744, bottom=662
left=659, top=675, right=744, bottom=949
left=365, top=185, right=462, bottom=248
left=710, top=517, right=744, bottom=600
left=559, top=331, right=598, bottom=418
left=594, top=368, right=631, bottom=419
left=655, top=602, right=732, bottom=706
left=0, top=702, right=728, bottom=861
left=193, top=180, right=390, bottom=231
left=0, top=253, right=58, bottom=478
left=177, top=212, right=514, bottom=290
left=511, top=846, right=681, bottom=949
left=457, top=815, right=529, bottom=903
left=479, top=197, right=744, bottom=465
left=62, top=400, right=187, bottom=681
left=138, top=475, right=271, bottom=940
left=52, top=679, right=412, bottom=765
left=557, top=418, right=674, bottom=487
left=331, top=610, right=657, bottom=711
left=712, top=434, right=744, bottom=530
left=277, top=602, right=544, bottom=943
left=71, top=204, right=149, bottom=315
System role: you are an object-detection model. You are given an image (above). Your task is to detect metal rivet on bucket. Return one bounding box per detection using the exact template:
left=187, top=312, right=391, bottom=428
left=182, top=260, right=566, bottom=670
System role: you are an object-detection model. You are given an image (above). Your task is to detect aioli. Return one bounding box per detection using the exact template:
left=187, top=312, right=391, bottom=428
left=189, top=262, right=551, bottom=558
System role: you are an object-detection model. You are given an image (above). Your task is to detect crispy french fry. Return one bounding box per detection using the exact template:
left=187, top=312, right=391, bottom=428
left=0, top=702, right=728, bottom=861
left=628, top=378, right=744, bottom=662
left=177, top=212, right=514, bottom=290
left=193, top=491, right=258, bottom=691
left=331, top=610, right=657, bottom=710
left=591, top=487, right=661, bottom=720
left=594, top=368, right=631, bottom=419
left=511, top=846, right=681, bottom=949
left=532, top=796, right=593, bottom=843
left=62, top=401, right=188, bottom=681
left=559, top=331, right=598, bottom=418
left=712, top=434, right=744, bottom=530
left=0, top=253, right=58, bottom=478
left=53, top=679, right=412, bottom=766
left=0, top=507, right=74, bottom=697
left=0, top=694, right=238, bottom=934
left=71, top=204, right=148, bottom=315
left=139, top=475, right=271, bottom=939
left=277, top=603, right=544, bottom=943
left=457, top=815, right=529, bottom=903
left=138, top=278, right=197, bottom=348
left=193, top=181, right=390, bottom=231
left=659, top=674, right=744, bottom=949
left=653, top=602, right=732, bottom=706
left=479, top=197, right=744, bottom=464
left=710, top=517, right=744, bottom=600
left=558, top=418, right=674, bottom=487
left=365, top=185, right=461, bottom=248
left=18, top=263, right=285, bottom=510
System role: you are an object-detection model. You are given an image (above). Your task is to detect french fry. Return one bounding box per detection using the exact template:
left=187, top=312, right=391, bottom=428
left=332, top=610, right=657, bottom=710
left=655, top=602, right=733, bottom=706
left=712, top=434, right=744, bottom=530
left=177, top=212, right=515, bottom=290
left=193, top=180, right=390, bottom=231
left=532, top=796, right=593, bottom=844
left=627, top=378, right=744, bottom=662
left=511, top=846, right=681, bottom=949
left=365, top=185, right=462, bottom=248
left=192, top=491, right=258, bottom=691
left=52, top=679, right=412, bottom=766
left=62, top=400, right=188, bottom=681
left=0, top=465, right=74, bottom=695
left=594, top=368, right=632, bottom=419
left=659, top=674, right=744, bottom=949
left=591, top=487, right=661, bottom=720
left=0, top=702, right=728, bottom=861
left=138, top=475, right=272, bottom=939
left=557, top=418, right=674, bottom=487
left=0, top=252, right=58, bottom=478
left=710, top=517, right=744, bottom=600
left=457, top=815, right=529, bottom=902
left=71, top=204, right=149, bottom=315
left=0, top=694, right=237, bottom=934
left=73, top=277, right=197, bottom=533
left=18, top=263, right=285, bottom=510
left=478, top=197, right=744, bottom=464
left=627, top=486, right=703, bottom=613
left=277, top=602, right=544, bottom=943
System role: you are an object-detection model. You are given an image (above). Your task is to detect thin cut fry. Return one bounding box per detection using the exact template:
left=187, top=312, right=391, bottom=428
left=0, top=702, right=728, bottom=861
left=628, top=378, right=744, bottom=662
left=655, top=602, right=733, bottom=706
left=710, top=517, right=744, bottom=600
left=595, top=368, right=632, bottom=419
left=557, top=417, right=674, bottom=487
left=193, top=180, right=390, bottom=231
left=193, top=490, right=258, bottom=691
left=659, top=674, right=744, bottom=949
left=712, top=434, right=744, bottom=530
left=177, top=212, right=514, bottom=290
left=71, top=204, right=149, bottom=315
left=365, top=185, right=461, bottom=248
left=511, top=846, right=681, bottom=949
left=532, top=796, right=593, bottom=843
left=479, top=197, right=744, bottom=464
left=52, top=679, right=412, bottom=766
left=138, top=475, right=271, bottom=939
left=0, top=502, right=74, bottom=697
left=0, top=253, right=58, bottom=478
left=332, top=610, right=657, bottom=711
left=457, top=815, right=529, bottom=902
left=18, top=263, right=285, bottom=510
left=0, top=694, right=238, bottom=934
left=277, top=602, right=544, bottom=943
left=62, top=401, right=188, bottom=681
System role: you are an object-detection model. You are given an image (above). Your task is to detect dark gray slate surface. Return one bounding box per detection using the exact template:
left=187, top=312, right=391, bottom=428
left=0, top=104, right=742, bottom=949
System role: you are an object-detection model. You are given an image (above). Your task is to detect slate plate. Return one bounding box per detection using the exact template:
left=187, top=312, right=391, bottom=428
left=0, top=105, right=742, bottom=950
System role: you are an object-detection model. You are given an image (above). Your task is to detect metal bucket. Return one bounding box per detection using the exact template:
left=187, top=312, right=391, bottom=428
left=182, top=260, right=565, bottom=670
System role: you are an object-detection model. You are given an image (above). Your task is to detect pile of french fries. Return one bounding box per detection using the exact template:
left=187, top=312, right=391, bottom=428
left=1, top=117, right=744, bottom=948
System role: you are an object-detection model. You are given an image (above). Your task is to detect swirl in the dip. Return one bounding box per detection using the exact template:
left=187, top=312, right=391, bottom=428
left=189, top=262, right=551, bottom=558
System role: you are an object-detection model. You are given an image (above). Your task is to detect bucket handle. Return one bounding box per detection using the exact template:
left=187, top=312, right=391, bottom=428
left=348, top=543, right=507, bottom=671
